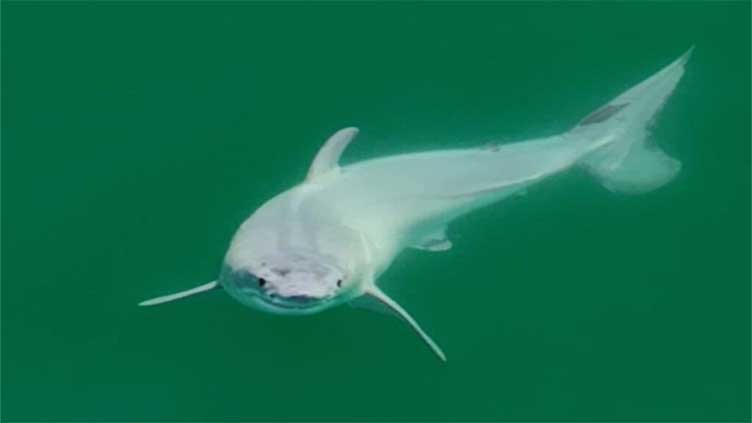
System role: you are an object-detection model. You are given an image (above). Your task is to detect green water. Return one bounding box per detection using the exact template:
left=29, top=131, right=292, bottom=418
left=2, top=2, right=750, bottom=421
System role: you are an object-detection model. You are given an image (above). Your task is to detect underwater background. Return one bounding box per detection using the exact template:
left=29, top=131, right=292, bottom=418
left=2, top=2, right=750, bottom=421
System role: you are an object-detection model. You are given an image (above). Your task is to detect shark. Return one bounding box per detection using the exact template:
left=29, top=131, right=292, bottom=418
left=139, top=48, right=693, bottom=361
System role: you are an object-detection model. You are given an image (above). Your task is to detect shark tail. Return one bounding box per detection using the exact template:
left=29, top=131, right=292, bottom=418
left=573, top=47, right=692, bottom=194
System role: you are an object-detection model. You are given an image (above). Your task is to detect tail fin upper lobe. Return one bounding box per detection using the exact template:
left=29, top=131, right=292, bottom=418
left=574, top=47, right=692, bottom=194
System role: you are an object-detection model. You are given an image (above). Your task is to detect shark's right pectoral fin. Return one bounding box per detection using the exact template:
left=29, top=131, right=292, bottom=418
left=138, top=280, right=219, bottom=307
left=361, top=285, right=447, bottom=362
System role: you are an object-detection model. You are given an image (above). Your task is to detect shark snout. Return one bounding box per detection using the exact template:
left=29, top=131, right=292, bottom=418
left=269, top=276, right=331, bottom=299
left=220, top=251, right=350, bottom=314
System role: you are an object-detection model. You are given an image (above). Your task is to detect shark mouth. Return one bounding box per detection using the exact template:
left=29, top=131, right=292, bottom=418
left=254, top=291, right=334, bottom=312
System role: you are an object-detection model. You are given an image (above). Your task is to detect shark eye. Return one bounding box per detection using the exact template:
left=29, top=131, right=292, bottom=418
left=258, top=278, right=267, bottom=288
left=336, top=279, right=342, bottom=288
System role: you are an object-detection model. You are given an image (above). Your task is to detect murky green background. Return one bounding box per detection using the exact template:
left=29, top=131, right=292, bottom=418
left=2, top=2, right=749, bottom=421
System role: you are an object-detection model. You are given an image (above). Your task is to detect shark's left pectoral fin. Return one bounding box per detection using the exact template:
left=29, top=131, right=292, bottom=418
left=138, top=280, right=219, bottom=307
left=362, top=285, right=447, bottom=362
left=306, top=127, right=359, bottom=181
left=354, top=231, right=446, bottom=361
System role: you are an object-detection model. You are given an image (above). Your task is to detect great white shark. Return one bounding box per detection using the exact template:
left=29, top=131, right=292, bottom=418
left=140, top=48, right=693, bottom=361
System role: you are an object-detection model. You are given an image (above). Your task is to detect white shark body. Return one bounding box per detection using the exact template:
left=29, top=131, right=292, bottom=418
left=140, top=48, right=692, bottom=361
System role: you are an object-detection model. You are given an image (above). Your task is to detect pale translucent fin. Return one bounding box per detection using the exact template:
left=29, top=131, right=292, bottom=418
left=586, top=139, right=682, bottom=194
left=138, top=280, right=219, bottom=307
left=349, top=294, right=397, bottom=317
left=576, top=47, right=693, bottom=130
left=364, top=285, right=447, bottom=362
left=306, top=127, right=359, bottom=181
left=576, top=47, right=692, bottom=194
left=411, top=227, right=452, bottom=252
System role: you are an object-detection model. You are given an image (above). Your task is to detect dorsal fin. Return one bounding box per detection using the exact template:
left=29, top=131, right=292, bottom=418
left=306, top=127, right=359, bottom=181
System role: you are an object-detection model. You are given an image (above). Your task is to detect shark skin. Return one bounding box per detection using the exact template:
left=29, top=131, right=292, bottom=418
left=139, top=48, right=693, bottom=361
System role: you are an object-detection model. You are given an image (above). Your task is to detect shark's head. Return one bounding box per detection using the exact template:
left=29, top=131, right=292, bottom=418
left=219, top=251, right=358, bottom=315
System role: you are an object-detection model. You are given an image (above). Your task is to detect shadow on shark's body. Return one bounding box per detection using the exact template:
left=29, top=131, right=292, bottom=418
left=140, top=48, right=693, bottom=361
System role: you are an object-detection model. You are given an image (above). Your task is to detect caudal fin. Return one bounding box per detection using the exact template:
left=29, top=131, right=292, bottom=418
left=573, top=47, right=692, bottom=194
